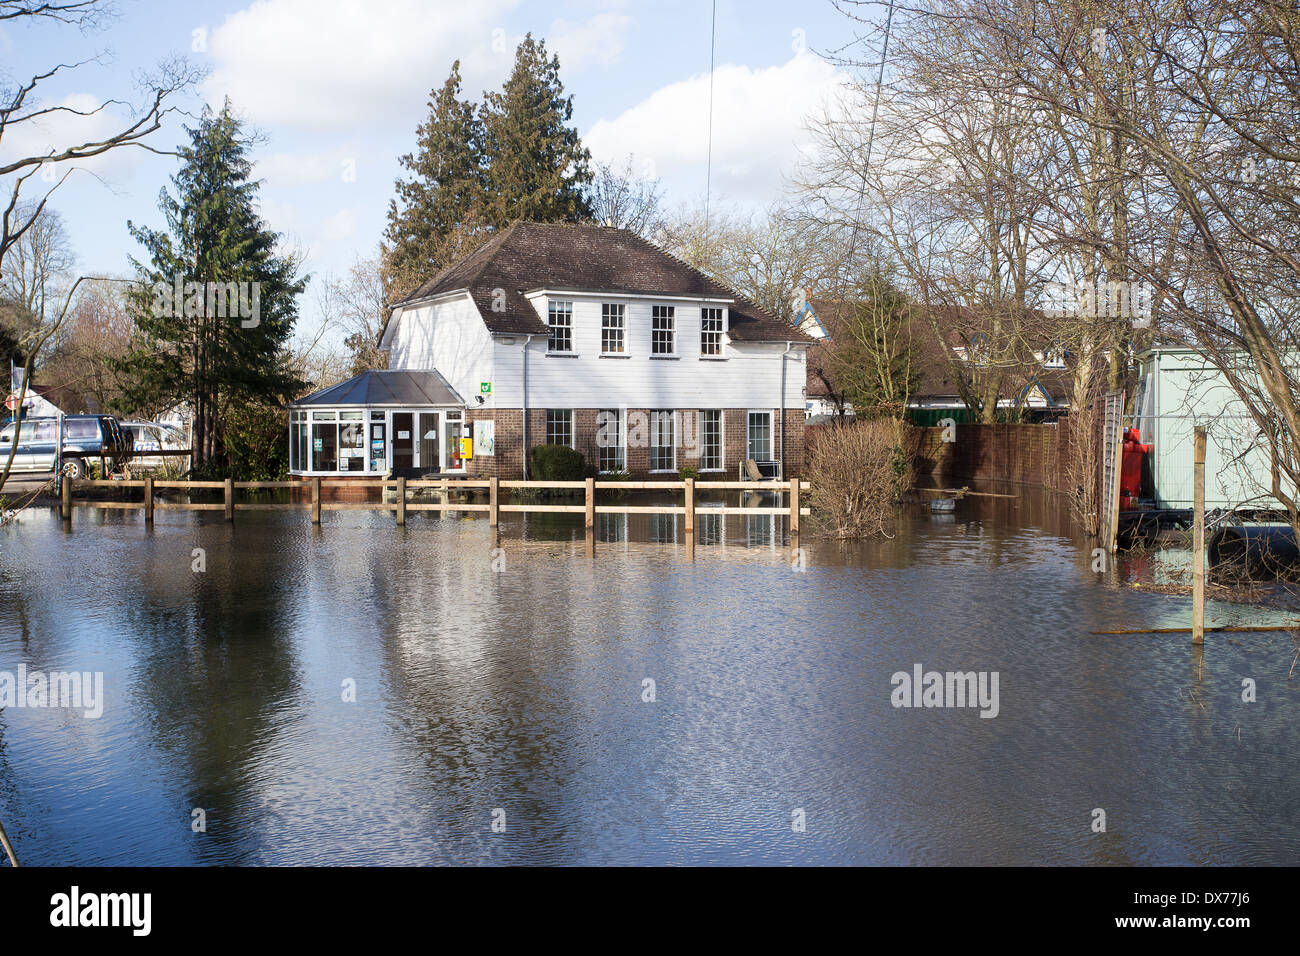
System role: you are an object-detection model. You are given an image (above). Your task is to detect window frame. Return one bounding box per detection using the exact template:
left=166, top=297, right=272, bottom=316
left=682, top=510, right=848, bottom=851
left=547, top=300, right=574, bottom=353
left=601, top=303, right=627, bottom=355
left=699, top=408, right=723, bottom=471
left=700, top=307, right=725, bottom=357
left=746, top=410, right=773, bottom=462
left=649, top=409, right=676, bottom=472
left=651, top=304, right=676, bottom=356
left=546, top=408, right=574, bottom=448
left=597, top=408, right=625, bottom=473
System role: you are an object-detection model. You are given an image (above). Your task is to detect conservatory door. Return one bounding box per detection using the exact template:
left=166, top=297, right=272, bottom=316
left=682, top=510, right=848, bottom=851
left=392, top=413, right=414, bottom=470
left=418, top=412, right=441, bottom=471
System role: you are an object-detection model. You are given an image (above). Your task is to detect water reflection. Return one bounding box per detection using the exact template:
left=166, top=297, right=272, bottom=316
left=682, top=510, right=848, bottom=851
left=0, top=488, right=1296, bottom=865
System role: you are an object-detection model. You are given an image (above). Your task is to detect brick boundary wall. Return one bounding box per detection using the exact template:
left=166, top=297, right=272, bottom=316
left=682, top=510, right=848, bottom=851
left=807, top=419, right=1075, bottom=492
left=914, top=421, right=1074, bottom=491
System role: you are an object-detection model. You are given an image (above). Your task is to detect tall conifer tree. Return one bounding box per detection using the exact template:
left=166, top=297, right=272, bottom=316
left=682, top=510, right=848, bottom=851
left=384, top=61, right=486, bottom=297
left=479, top=35, right=592, bottom=227
left=118, top=101, right=305, bottom=473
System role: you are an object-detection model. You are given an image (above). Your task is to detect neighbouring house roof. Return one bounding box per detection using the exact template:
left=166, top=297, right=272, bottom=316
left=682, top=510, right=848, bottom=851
left=292, top=369, right=464, bottom=408
left=391, top=221, right=812, bottom=343
left=803, top=297, right=1073, bottom=408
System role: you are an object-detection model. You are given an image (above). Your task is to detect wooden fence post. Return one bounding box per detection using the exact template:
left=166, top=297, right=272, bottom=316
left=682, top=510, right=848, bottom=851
left=489, top=476, right=499, bottom=527
left=61, top=476, right=72, bottom=520
left=311, top=477, right=321, bottom=525
left=396, top=476, right=406, bottom=526
left=788, top=477, right=799, bottom=535
left=584, top=477, right=595, bottom=528
left=1193, top=426, right=1206, bottom=646
left=224, top=477, right=234, bottom=522
left=684, top=477, right=694, bottom=534
left=144, top=474, right=154, bottom=524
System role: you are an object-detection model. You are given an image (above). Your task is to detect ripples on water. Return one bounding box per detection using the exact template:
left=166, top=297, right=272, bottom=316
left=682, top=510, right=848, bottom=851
left=0, top=494, right=1297, bottom=865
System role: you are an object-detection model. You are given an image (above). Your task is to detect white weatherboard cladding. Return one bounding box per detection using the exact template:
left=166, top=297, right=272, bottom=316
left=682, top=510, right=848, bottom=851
left=505, top=339, right=806, bottom=409
left=492, top=296, right=805, bottom=408
left=385, top=292, right=807, bottom=409
left=386, top=294, right=494, bottom=407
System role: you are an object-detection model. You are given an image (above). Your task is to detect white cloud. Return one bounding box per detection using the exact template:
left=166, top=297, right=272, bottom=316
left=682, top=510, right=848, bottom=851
left=320, top=208, right=356, bottom=242
left=256, top=151, right=343, bottom=186
left=201, top=0, right=520, bottom=129
left=584, top=52, right=848, bottom=201
left=547, top=12, right=633, bottom=70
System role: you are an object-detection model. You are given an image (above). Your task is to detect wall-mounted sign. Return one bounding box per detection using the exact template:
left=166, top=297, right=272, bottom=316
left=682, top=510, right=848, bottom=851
left=480, top=382, right=492, bottom=394
left=473, top=420, right=495, bottom=456
left=397, top=430, right=410, bottom=439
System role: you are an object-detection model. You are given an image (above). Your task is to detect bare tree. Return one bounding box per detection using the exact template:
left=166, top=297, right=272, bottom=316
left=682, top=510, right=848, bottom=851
left=37, top=277, right=135, bottom=414
left=318, top=251, right=390, bottom=376
left=0, top=203, right=75, bottom=333
left=0, top=0, right=196, bottom=487
left=798, top=6, right=1059, bottom=423
left=930, top=0, right=1300, bottom=529
left=659, top=203, right=842, bottom=323
left=587, top=155, right=665, bottom=236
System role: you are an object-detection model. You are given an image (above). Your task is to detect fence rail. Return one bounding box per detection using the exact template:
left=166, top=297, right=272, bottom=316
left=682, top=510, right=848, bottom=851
left=59, top=475, right=811, bottom=532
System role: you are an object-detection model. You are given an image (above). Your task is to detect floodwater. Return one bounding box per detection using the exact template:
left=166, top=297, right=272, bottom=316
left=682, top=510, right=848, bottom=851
left=0, top=488, right=1297, bottom=866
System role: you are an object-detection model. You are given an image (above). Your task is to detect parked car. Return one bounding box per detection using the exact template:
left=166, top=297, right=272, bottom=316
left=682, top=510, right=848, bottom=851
left=0, top=415, right=132, bottom=479
left=120, top=420, right=189, bottom=470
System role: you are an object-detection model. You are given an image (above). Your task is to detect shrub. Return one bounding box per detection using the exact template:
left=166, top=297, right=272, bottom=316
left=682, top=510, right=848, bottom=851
left=806, top=418, right=914, bottom=538
left=678, top=465, right=700, bottom=481
left=530, top=443, right=587, bottom=481
left=600, top=468, right=631, bottom=498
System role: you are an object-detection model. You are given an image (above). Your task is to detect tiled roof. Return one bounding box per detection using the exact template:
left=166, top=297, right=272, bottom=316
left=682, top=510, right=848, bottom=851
left=394, top=221, right=811, bottom=342
left=802, top=298, right=1073, bottom=406
left=292, top=369, right=464, bottom=407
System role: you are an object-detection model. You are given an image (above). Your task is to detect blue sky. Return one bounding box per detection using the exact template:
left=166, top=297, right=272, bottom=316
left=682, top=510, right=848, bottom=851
left=0, top=0, right=866, bottom=341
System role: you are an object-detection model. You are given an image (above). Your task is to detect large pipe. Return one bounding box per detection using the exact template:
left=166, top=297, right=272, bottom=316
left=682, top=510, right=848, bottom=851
left=779, top=341, right=793, bottom=477
left=1208, top=525, right=1300, bottom=578
left=520, top=334, right=539, bottom=479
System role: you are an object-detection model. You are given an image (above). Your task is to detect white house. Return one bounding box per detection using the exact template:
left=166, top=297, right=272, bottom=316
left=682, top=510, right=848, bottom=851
left=290, top=222, right=812, bottom=479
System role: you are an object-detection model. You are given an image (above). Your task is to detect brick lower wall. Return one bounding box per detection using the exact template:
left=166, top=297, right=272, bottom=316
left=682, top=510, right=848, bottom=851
left=463, top=407, right=805, bottom=479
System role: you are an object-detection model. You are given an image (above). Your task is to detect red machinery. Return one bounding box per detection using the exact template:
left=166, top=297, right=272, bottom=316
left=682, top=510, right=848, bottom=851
left=1120, top=427, right=1151, bottom=508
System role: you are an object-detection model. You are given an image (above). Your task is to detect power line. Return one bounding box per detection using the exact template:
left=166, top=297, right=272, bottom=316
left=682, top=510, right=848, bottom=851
left=705, top=0, right=717, bottom=229
left=844, top=0, right=896, bottom=275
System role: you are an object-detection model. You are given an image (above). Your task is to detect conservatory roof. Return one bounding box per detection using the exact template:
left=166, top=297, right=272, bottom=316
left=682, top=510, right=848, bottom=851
left=292, top=369, right=464, bottom=408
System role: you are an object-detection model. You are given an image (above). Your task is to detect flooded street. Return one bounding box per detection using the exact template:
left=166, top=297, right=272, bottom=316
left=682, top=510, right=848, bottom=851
left=1, top=491, right=1297, bottom=865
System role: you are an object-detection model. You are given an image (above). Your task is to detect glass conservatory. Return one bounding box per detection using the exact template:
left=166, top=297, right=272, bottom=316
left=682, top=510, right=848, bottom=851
left=288, top=369, right=467, bottom=476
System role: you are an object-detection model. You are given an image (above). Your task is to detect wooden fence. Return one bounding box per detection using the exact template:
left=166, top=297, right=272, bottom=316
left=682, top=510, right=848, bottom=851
left=59, top=476, right=812, bottom=534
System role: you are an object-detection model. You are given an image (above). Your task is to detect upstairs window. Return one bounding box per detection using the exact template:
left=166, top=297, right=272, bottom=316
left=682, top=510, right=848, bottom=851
left=601, top=303, right=626, bottom=354
left=548, top=301, right=573, bottom=352
left=701, top=307, right=724, bottom=355
left=652, top=305, right=675, bottom=355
